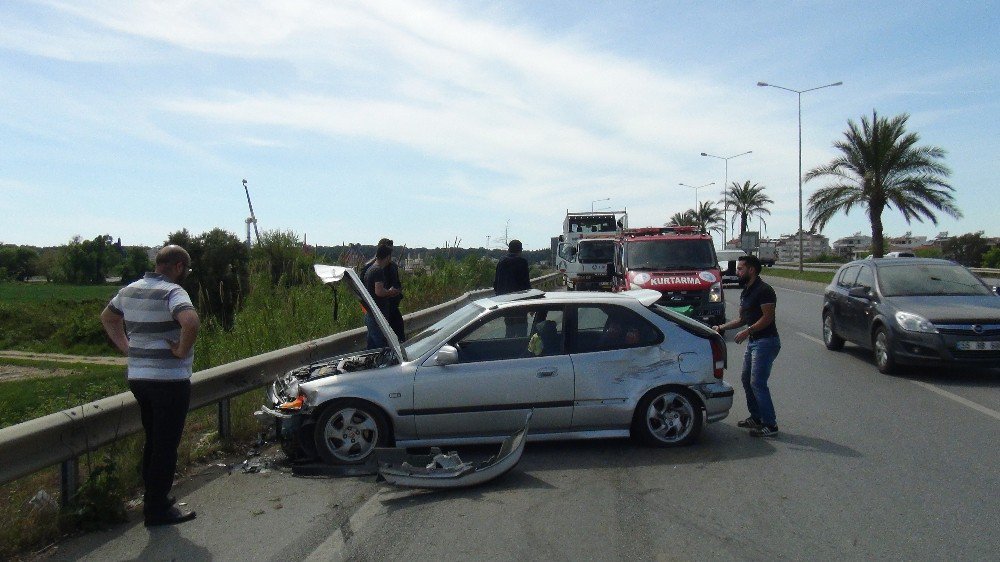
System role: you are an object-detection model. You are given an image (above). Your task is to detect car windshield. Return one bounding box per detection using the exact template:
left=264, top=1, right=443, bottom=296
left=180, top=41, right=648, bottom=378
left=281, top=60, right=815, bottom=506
left=578, top=240, right=615, bottom=263
left=878, top=263, right=992, bottom=297
left=626, top=239, right=716, bottom=270
left=402, top=301, right=485, bottom=359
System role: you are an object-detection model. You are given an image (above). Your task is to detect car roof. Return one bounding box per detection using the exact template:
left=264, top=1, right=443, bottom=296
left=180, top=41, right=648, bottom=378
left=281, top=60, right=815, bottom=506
left=476, top=289, right=662, bottom=308
left=844, top=257, right=959, bottom=268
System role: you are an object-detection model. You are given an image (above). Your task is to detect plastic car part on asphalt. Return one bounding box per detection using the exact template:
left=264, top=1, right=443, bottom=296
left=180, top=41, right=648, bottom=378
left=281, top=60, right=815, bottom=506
left=374, top=412, right=531, bottom=489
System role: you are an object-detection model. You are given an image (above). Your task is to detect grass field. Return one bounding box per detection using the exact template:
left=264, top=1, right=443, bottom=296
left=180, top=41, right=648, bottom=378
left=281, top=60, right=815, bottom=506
left=0, top=283, right=119, bottom=303
left=0, top=359, right=129, bottom=429
left=762, top=267, right=835, bottom=284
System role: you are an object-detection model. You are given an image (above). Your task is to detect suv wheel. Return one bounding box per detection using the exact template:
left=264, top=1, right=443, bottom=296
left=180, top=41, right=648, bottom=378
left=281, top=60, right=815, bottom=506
left=823, top=312, right=845, bottom=351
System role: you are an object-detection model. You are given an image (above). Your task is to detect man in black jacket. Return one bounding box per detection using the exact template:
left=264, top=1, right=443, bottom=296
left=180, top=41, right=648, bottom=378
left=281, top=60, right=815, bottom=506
left=493, top=239, right=530, bottom=295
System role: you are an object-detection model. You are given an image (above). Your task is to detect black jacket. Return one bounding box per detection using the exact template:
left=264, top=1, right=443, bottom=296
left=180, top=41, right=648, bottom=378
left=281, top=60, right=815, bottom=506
left=493, top=254, right=531, bottom=295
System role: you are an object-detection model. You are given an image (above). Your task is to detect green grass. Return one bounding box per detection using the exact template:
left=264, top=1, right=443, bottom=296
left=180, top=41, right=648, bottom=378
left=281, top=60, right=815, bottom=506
left=0, top=359, right=129, bottom=429
left=762, top=267, right=835, bottom=284
left=0, top=282, right=119, bottom=303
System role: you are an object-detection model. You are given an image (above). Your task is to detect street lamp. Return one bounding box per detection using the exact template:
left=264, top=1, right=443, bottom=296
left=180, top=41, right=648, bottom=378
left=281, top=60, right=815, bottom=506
left=700, top=150, right=752, bottom=248
left=678, top=182, right=714, bottom=209
left=591, top=198, right=610, bottom=212
left=757, top=80, right=842, bottom=271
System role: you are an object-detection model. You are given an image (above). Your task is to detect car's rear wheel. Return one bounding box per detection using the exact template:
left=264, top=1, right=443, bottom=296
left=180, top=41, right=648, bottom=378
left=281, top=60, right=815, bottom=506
left=314, top=399, right=389, bottom=465
left=873, top=327, right=898, bottom=374
left=823, top=312, right=845, bottom=351
left=634, top=388, right=702, bottom=447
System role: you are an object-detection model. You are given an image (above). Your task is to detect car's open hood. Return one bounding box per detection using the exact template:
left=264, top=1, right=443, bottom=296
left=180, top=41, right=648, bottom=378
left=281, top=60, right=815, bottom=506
left=314, top=264, right=405, bottom=361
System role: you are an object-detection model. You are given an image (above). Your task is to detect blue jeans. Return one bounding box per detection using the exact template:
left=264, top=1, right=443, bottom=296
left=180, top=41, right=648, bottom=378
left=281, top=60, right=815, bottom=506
left=365, top=312, right=387, bottom=350
left=741, top=336, right=781, bottom=427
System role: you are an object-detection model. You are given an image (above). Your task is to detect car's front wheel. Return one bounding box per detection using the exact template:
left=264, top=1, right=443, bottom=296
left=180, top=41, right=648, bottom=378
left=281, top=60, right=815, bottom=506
left=314, top=399, right=389, bottom=465
left=634, top=388, right=703, bottom=447
left=873, top=327, right=898, bottom=374
left=823, top=311, right=845, bottom=351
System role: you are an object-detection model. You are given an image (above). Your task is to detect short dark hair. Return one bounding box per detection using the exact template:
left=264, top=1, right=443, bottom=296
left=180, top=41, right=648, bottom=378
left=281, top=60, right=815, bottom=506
left=738, top=254, right=762, bottom=275
left=376, top=244, right=392, bottom=260
left=377, top=238, right=393, bottom=248
left=508, top=239, right=522, bottom=253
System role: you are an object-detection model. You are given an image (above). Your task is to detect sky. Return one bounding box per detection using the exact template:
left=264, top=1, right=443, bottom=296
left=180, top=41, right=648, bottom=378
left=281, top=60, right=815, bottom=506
left=1, top=0, right=997, bottom=252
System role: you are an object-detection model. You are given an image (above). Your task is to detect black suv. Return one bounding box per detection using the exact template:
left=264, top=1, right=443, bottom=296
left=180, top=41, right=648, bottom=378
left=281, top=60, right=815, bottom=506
left=822, top=258, right=1000, bottom=373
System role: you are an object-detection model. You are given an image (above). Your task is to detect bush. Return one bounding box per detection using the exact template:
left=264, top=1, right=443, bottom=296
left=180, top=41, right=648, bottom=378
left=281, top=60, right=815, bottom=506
left=982, top=247, right=1000, bottom=269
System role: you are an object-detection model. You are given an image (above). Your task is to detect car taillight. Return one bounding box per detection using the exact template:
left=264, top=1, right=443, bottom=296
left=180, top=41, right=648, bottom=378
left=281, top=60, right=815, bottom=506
left=710, top=337, right=725, bottom=379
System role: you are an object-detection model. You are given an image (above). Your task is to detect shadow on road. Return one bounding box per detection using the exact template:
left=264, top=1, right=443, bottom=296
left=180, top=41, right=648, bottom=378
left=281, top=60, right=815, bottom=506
left=833, top=345, right=999, bottom=388
left=129, top=526, right=212, bottom=562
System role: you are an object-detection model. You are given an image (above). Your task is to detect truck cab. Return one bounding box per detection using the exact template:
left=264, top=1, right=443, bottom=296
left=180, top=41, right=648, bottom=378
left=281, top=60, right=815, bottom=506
left=610, top=226, right=725, bottom=325
left=557, top=210, right=627, bottom=291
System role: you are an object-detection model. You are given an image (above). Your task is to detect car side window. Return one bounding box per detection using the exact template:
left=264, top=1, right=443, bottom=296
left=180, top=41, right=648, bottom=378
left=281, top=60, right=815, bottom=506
left=453, top=307, right=564, bottom=363
left=855, top=266, right=875, bottom=291
left=837, top=265, right=860, bottom=289
left=573, top=305, right=660, bottom=353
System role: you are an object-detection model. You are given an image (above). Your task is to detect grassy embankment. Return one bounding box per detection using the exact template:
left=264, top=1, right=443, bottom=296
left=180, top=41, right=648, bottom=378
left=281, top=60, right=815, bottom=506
left=0, top=257, right=505, bottom=558
left=762, top=267, right=835, bottom=284
left=0, top=283, right=120, bottom=356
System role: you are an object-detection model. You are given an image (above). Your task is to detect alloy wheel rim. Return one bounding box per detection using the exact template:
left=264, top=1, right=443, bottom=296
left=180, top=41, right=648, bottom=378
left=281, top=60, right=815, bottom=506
left=322, top=407, right=378, bottom=461
left=875, top=332, right=888, bottom=368
left=646, top=392, right=694, bottom=443
left=823, top=316, right=833, bottom=344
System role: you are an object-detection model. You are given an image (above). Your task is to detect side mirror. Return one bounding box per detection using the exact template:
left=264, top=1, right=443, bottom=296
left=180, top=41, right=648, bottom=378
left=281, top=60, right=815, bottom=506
left=434, top=345, right=459, bottom=366
left=848, top=286, right=871, bottom=299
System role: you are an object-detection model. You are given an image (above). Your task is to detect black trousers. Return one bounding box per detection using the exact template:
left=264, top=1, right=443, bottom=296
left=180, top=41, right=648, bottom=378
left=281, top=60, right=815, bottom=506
left=128, top=378, right=191, bottom=515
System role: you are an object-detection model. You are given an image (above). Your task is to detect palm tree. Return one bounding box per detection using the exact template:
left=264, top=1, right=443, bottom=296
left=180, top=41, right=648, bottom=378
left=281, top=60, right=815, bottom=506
left=691, top=201, right=725, bottom=235
left=667, top=211, right=697, bottom=227
left=723, top=181, right=773, bottom=238
left=805, top=110, right=960, bottom=257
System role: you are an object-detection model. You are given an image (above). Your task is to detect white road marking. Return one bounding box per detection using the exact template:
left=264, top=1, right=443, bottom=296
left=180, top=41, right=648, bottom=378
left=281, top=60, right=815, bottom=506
left=797, top=332, right=825, bottom=346
left=796, top=332, right=1000, bottom=422
left=910, top=381, right=1000, bottom=422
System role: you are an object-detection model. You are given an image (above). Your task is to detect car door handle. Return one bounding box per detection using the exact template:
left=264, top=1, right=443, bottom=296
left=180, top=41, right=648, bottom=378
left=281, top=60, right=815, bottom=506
left=536, top=369, right=558, bottom=378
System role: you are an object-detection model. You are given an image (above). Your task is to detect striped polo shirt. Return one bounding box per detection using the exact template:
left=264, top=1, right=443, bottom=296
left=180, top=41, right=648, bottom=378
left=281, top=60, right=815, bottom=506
left=107, top=272, right=196, bottom=381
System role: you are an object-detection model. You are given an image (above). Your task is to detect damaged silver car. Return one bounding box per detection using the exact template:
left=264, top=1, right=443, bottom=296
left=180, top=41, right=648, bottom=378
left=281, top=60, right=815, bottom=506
left=258, top=265, right=733, bottom=465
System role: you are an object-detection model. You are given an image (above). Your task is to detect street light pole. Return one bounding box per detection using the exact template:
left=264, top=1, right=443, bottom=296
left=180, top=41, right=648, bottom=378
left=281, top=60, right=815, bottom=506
left=678, top=182, right=714, bottom=210
left=701, top=151, right=752, bottom=248
left=757, top=80, right=842, bottom=272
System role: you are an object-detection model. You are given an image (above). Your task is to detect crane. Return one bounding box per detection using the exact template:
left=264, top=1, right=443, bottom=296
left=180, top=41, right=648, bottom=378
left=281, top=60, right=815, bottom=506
left=242, top=179, right=261, bottom=248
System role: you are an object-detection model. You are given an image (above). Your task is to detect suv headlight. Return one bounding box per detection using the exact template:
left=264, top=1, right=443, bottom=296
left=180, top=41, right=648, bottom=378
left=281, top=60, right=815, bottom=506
left=894, top=311, right=938, bottom=333
left=709, top=282, right=723, bottom=303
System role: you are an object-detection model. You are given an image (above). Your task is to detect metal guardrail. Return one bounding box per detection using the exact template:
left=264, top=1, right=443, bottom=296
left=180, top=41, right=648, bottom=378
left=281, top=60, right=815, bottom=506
left=0, top=273, right=561, bottom=493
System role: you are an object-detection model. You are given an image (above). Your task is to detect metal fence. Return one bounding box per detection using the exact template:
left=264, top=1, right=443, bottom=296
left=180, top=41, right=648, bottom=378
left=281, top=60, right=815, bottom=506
left=0, top=273, right=561, bottom=501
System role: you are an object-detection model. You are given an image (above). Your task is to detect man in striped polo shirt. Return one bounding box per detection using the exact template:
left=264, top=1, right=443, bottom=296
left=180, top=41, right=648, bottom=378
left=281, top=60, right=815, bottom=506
left=100, top=245, right=200, bottom=526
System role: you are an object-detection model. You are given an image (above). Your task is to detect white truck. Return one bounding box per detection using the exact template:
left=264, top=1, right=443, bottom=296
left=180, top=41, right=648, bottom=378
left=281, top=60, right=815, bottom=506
left=556, top=210, right=627, bottom=290
left=757, top=240, right=778, bottom=267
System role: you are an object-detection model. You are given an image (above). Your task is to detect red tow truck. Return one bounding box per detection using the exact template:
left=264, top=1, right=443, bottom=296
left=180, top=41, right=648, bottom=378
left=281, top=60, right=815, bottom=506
left=610, top=226, right=726, bottom=325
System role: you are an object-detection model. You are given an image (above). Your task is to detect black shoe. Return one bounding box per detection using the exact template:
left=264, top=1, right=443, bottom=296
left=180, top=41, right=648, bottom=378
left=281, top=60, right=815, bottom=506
left=144, top=506, right=197, bottom=527
left=737, top=417, right=762, bottom=429
left=750, top=425, right=779, bottom=438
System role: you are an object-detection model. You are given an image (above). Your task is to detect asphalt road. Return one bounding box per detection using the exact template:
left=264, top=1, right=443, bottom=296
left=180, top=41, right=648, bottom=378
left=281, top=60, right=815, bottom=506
left=46, top=278, right=999, bottom=561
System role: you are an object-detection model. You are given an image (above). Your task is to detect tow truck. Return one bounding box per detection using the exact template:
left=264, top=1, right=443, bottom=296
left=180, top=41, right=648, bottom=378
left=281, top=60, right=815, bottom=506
left=556, top=210, right=627, bottom=291
left=610, top=226, right=725, bottom=325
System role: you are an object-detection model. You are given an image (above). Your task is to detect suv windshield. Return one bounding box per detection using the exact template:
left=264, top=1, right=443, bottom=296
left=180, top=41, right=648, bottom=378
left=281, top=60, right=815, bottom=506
left=878, top=263, right=992, bottom=297
left=626, top=239, right=716, bottom=270
left=403, top=302, right=485, bottom=359
left=578, top=240, right=615, bottom=263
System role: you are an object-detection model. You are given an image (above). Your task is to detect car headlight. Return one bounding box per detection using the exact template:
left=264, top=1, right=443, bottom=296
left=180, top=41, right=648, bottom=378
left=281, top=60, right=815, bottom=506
left=894, top=311, right=938, bottom=333
left=709, top=282, right=723, bottom=303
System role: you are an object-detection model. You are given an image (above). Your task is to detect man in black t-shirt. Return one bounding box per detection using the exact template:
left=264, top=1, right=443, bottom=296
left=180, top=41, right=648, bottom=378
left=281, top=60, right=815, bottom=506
left=493, top=239, right=531, bottom=337
left=363, top=244, right=401, bottom=349
left=712, top=254, right=781, bottom=437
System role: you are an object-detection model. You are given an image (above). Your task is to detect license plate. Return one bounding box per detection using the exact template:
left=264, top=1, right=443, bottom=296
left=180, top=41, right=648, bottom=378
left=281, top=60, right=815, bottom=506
left=956, top=340, right=1000, bottom=351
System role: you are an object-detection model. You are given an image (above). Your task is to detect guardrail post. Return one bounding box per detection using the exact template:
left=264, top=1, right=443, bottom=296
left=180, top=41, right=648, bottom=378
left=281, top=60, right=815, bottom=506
left=60, top=456, right=79, bottom=507
left=218, top=399, right=231, bottom=440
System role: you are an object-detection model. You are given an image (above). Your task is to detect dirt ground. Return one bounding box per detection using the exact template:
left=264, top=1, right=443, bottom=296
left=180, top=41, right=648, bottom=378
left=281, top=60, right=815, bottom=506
left=0, top=351, right=125, bottom=382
